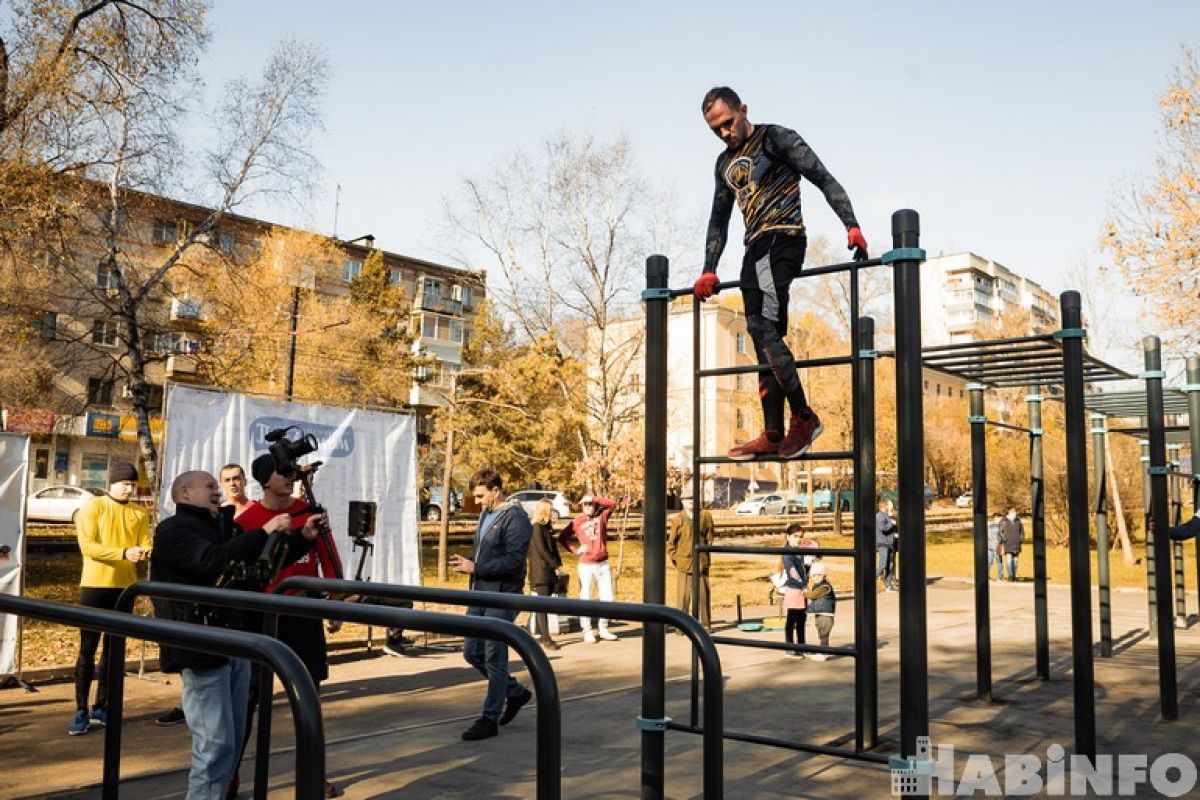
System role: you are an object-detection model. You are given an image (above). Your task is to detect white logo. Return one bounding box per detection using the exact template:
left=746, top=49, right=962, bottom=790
left=889, top=738, right=1197, bottom=797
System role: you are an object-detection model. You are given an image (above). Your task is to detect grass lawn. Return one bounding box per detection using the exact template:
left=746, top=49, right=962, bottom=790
left=16, top=526, right=1192, bottom=669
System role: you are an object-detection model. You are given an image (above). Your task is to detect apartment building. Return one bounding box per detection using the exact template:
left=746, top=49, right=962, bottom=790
left=3, top=187, right=484, bottom=494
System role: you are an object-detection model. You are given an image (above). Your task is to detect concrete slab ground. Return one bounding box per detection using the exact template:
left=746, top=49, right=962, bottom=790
left=4, top=577, right=1200, bottom=799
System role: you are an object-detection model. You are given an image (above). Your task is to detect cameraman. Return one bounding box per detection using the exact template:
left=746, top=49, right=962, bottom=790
left=150, top=470, right=323, bottom=800
left=234, top=454, right=345, bottom=798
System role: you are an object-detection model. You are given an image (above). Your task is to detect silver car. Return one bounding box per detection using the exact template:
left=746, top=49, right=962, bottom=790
left=735, top=493, right=787, bottom=516
left=509, top=490, right=574, bottom=522
left=26, top=485, right=104, bottom=523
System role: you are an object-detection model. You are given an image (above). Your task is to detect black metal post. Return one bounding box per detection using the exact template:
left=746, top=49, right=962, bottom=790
left=1143, top=438, right=1157, bottom=639
left=1169, top=443, right=1187, bottom=628
left=1028, top=386, right=1050, bottom=680
left=690, top=288, right=703, bottom=728
left=285, top=285, right=300, bottom=399
left=891, top=209, right=928, bottom=758
left=968, top=383, right=991, bottom=701
left=854, top=316, right=878, bottom=749
left=643, top=254, right=670, bottom=799
left=1092, top=414, right=1112, bottom=657
left=1060, top=291, right=1096, bottom=758
left=1187, top=356, right=1200, bottom=599
left=1143, top=335, right=1178, bottom=720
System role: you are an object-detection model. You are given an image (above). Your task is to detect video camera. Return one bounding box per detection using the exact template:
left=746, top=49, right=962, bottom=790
left=265, top=426, right=320, bottom=478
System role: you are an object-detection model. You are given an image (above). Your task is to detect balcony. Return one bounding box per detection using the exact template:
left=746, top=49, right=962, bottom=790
left=165, top=355, right=197, bottom=375
left=420, top=293, right=463, bottom=315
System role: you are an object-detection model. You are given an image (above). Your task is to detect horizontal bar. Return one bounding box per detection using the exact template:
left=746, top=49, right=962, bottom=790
left=698, top=353, right=854, bottom=378
left=666, top=257, right=886, bottom=298
left=984, top=420, right=1033, bottom=434
left=924, top=344, right=1060, bottom=366
left=667, top=722, right=890, bottom=765
left=698, top=450, right=854, bottom=466
left=700, top=545, right=856, bottom=558
left=1108, top=425, right=1192, bottom=435
left=922, top=334, right=1054, bottom=354
left=708, top=635, right=857, bottom=658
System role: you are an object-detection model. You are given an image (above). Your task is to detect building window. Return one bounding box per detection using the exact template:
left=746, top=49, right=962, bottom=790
left=461, top=329, right=471, bottom=350
left=423, top=277, right=442, bottom=304
left=923, top=379, right=929, bottom=392
left=936, top=384, right=941, bottom=396
left=38, top=312, right=57, bottom=340
left=87, top=378, right=114, bottom=406
left=342, top=258, right=363, bottom=283
left=152, top=219, right=179, bottom=244
left=736, top=332, right=746, bottom=354
left=450, top=319, right=464, bottom=344
left=735, top=408, right=745, bottom=429
left=421, top=314, right=437, bottom=339
left=459, top=284, right=473, bottom=308
left=218, top=231, right=236, bottom=254
left=34, top=448, right=50, bottom=479
left=735, top=373, right=745, bottom=391
left=96, top=263, right=118, bottom=289
left=389, top=267, right=403, bottom=285
left=92, top=319, right=119, bottom=346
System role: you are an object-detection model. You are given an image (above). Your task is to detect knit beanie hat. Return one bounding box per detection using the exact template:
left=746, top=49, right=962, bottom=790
left=251, top=453, right=277, bottom=487
left=108, top=461, right=138, bottom=484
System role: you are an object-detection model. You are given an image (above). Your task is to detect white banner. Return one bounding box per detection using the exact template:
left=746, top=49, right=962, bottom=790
left=159, top=386, right=420, bottom=586
left=0, top=433, right=30, bottom=676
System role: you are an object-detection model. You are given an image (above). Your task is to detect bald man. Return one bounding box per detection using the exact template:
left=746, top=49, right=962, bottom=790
left=151, top=471, right=325, bottom=800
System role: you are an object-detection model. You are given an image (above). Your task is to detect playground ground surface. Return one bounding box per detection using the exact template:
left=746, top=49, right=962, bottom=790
left=4, top=573, right=1200, bottom=799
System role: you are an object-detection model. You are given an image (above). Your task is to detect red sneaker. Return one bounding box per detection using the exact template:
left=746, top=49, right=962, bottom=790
left=779, top=412, right=823, bottom=459
left=728, top=432, right=781, bottom=460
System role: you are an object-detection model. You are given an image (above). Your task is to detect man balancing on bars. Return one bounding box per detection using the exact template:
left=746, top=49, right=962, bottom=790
left=694, top=86, right=869, bottom=460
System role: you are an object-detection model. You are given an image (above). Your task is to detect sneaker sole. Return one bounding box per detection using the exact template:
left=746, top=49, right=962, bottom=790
left=780, top=423, right=824, bottom=459
left=726, top=449, right=779, bottom=461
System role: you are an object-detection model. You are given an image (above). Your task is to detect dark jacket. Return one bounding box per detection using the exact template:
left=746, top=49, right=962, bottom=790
left=150, top=503, right=269, bottom=672
left=875, top=510, right=897, bottom=548
left=666, top=510, right=714, bottom=574
left=1170, top=515, right=1200, bottom=542
left=999, top=515, right=1024, bottom=554
left=805, top=578, right=837, bottom=615
left=782, top=553, right=808, bottom=590
left=527, top=521, right=562, bottom=588
left=471, top=500, right=533, bottom=593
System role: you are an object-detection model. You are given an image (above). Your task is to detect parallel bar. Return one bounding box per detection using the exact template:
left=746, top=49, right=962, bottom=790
left=643, top=254, right=670, bottom=798
left=985, top=419, right=1033, bottom=434
left=1029, top=386, right=1049, bottom=680
left=1061, top=292, right=1096, bottom=759
left=1144, top=335, right=1178, bottom=721
left=922, top=333, right=1053, bottom=353
left=854, top=316, right=879, bottom=749
left=892, top=209, right=929, bottom=760
left=698, top=353, right=853, bottom=377
left=968, top=384, right=992, bottom=701
left=664, top=256, right=886, bottom=298
left=1092, top=414, right=1112, bottom=657
left=667, top=723, right=891, bottom=765
left=697, top=450, right=854, bottom=466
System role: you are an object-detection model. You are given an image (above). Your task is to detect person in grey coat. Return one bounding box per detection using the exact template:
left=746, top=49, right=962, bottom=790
left=998, top=508, right=1024, bottom=582
left=987, top=514, right=1006, bottom=581
left=875, top=500, right=897, bottom=592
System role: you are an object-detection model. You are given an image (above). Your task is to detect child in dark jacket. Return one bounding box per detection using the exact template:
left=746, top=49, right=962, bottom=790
left=804, top=561, right=836, bottom=661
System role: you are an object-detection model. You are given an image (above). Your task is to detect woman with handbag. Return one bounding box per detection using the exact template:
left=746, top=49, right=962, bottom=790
left=782, top=523, right=810, bottom=658
left=528, top=499, right=564, bottom=651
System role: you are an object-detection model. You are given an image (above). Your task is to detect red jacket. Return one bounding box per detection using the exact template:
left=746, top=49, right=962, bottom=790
left=558, top=496, right=615, bottom=564
left=236, top=499, right=343, bottom=593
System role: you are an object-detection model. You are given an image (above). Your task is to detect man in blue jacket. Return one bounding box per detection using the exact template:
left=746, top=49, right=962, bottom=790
left=451, top=467, right=534, bottom=741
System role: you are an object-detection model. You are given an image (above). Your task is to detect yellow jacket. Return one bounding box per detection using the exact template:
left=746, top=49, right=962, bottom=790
left=76, top=495, right=152, bottom=588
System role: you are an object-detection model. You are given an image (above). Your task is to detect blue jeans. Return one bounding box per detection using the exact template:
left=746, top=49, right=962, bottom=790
left=1005, top=553, right=1019, bottom=581
left=181, top=658, right=250, bottom=800
left=988, top=550, right=1005, bottom=580
left=876, top=546, right=895, bottom=589
left=463, top=605, right=526, bottom=721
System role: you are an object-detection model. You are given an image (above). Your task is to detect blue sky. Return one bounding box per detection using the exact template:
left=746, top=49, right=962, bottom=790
left=199, top=0, right=1197, bottom=358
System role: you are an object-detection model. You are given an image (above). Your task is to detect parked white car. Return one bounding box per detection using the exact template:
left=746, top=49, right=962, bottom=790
left=735, top=493, right=787, bottom=516
left=26, top=485, right=104, bottom=523
left=955, top=492, right=973, bottom=508
left=509, top=490, right=574, bottom=522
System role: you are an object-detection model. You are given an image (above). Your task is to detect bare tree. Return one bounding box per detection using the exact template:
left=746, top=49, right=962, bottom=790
left=443, top=134, right=681, bottom=492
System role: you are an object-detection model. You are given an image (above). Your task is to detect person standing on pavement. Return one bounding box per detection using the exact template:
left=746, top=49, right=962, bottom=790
left=803, top=561, right=837, bottom=660
left=452, top=468, right=535, bottom=741
left=987, top=513, right=1006, bottom=581
left=875, top=500, right=897, bottom=592
left=558, top=494, right=619, bottom=643
left=69, top=460, right=151, bottom=736
left=527, top=498, right=564, bottom=651
left=782, top=523, right=810, bottom=657
left=999, top=508, right=1024, bottom=582
left=666, top=504, right=714, bottom=628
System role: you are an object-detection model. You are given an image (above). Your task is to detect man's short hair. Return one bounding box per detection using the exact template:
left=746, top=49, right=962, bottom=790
left=469, top=468, right=503, bottom=491
left=219, top=463, right=244, bottom=478
left=170, top=470, right=210, bottom=502
left=785, top=522, right=804, bottom=535
left=702, top=86, right=742, bottom=114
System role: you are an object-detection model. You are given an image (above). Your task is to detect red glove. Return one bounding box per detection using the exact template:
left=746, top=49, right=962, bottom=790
left=847, top=227, right=869, bottom=261
left=694, top=272, right=720, bottom=301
